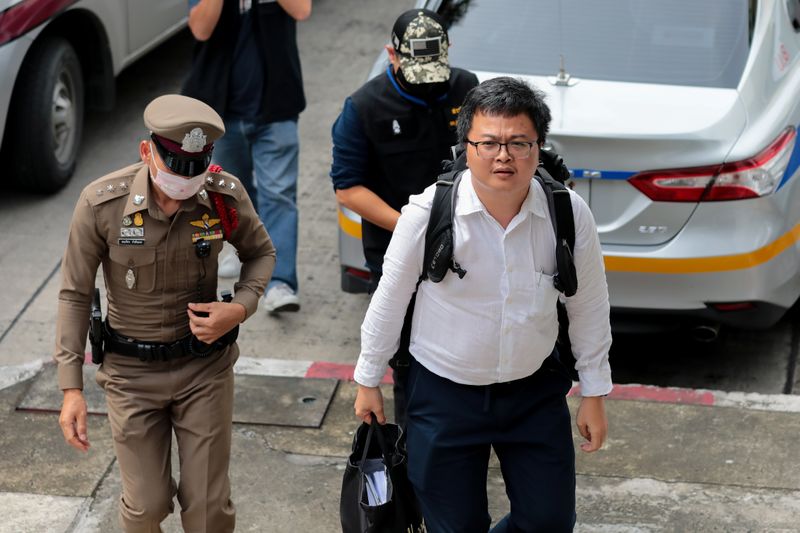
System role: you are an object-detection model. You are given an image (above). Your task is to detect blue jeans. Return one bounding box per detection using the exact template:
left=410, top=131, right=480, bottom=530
left=213, top=118, right=299, bottom=291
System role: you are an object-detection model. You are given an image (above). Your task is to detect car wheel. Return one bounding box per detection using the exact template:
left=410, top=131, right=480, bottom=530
left=6, top=36, right=84, bottom=194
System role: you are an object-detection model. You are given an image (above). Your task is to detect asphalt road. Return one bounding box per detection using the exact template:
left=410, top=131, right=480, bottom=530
left=0, top=0, right=798, bottom=399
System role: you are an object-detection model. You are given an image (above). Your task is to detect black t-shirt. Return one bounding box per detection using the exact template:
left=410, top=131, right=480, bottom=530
left=226, top=2, right=264, bottom=119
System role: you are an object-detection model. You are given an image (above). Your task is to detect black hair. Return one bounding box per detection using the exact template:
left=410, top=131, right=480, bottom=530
left=456, top=77, right=551, bottom=145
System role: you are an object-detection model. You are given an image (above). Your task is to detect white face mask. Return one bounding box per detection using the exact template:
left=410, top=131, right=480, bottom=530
left=149, top=143, right=206, bottom=200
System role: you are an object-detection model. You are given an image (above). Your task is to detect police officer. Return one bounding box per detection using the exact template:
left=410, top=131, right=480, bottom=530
left=330, top=8, right=478, bottom=426
left=55, top=94, right=275, bottom=532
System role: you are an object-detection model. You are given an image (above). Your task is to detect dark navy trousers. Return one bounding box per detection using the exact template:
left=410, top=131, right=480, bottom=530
left=405, top=353, right=576, bottom=533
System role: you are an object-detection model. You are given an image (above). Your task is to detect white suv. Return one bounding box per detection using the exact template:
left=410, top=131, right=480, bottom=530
left=0, top=0, right=186, bottom=193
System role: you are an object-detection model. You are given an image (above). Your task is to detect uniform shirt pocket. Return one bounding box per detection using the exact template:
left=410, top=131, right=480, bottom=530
left=107, top=244, right=157, bottom=293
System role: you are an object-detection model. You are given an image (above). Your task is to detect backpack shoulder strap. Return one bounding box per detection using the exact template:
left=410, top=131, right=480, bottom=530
left=420, top=170, right=466, bottom=285
left=535, top=169, right=578, bottom=296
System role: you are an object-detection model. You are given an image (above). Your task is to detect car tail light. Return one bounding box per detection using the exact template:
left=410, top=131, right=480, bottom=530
left=629, top=127, right=796, bottom=202
left=345, top=267, right=371, bottom=281
left=0, top=0, right=76, bottom=46
left=709, top=302, right=756, bottom=312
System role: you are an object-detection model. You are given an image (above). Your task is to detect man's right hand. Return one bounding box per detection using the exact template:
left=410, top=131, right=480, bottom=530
left=354, top=384, right=386, bottom=425
left=59, top=389, right=90, bottom=452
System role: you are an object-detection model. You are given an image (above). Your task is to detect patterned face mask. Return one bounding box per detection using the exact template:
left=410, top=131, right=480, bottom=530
left=149, top=143, right=206, bottom=200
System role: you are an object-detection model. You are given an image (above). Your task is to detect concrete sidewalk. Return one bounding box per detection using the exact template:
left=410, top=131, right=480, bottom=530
left=2, top=359, right=799, bottom=533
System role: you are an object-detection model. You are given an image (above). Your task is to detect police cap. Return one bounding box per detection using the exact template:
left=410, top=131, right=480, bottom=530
left=143, top=94, right=225, bottom=177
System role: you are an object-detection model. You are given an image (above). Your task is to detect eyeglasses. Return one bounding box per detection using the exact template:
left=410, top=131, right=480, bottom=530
left=466, top=140, right=538, bottom=160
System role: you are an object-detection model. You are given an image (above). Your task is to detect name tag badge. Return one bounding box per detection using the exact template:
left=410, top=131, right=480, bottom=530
left=118, top=238, right=145, bottom=246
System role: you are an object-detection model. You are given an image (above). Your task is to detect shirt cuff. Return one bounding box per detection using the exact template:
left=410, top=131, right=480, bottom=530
left=354, top=357, right=388, bottom=388
left=58, top=362, right=84, bottom=390
left=232, top=288, right=260, bottom=321
left=577, top=367, right=613, bottom=397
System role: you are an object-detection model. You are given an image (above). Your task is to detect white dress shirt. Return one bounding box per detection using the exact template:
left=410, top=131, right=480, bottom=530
left=354, top=170, right=613, bottom=397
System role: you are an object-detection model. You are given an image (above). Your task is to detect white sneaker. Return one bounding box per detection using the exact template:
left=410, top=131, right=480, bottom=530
left=262, top=282, right=300, bottom=313
left=218, top=253, right=242, bottom=278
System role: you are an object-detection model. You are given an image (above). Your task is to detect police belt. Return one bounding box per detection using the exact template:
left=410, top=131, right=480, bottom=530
left=104, top=321, right=237, bottom=362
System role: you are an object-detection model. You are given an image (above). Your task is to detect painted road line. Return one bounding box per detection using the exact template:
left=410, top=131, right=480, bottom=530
left=233, top=357, right=800, bottom=413
left=0, top=360, right=43, bottom=392
left=5, top=356, right=800, bottom=414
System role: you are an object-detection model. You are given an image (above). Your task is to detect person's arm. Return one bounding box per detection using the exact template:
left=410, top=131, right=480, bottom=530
left=277, top=0, right=311, bottom=21
left=188, top=0, right=224, bottom=41
left=331, top=98, right=401, bottom=231
left=562, top=191, right=612, bottom=452
left=353, top=190, right=433, bottom=424
left=225, top=178, right=277, bottom=320
left=55, top=190, right=106, bottom=452
left=188, top=184, right=274, bottom=342
left=576, top=396, right=607, bottom=452
left=336, top=186, right=400, bottom=232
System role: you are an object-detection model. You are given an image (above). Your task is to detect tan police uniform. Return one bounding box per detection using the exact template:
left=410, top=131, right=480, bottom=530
left=54, top=95, right=276, bottom=533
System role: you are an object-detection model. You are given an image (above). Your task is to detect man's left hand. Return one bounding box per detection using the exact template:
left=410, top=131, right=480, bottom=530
left=576, top=396, right=608, bottom=453
left=187, top=302, right=246, bottom=344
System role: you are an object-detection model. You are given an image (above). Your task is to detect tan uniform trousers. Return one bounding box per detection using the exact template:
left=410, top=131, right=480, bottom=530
left=96, top=344, right=238, bottom=533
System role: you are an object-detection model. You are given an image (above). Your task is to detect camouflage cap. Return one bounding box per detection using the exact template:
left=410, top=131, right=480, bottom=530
left=392, top=9, right=450, bottom=85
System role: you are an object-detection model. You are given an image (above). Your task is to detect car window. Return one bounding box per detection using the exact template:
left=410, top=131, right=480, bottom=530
left=439, top=0, right=750, bottom=88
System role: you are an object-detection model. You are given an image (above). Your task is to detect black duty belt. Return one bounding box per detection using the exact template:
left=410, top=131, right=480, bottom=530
left=104, top=322, right=238, bottom=362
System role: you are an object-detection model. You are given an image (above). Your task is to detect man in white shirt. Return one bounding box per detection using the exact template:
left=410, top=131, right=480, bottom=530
left=353, top=77, right=612, bottom=532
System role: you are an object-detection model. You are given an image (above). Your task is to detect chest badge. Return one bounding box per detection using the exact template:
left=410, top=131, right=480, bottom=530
left=392, top=119, right=401, bottom=135
left=190, top=212, right=223, bottom=243
left=190, top=213, right=220, bottom=230
left=125, top=268, right=136, bottom=290
left=122, top=216, right=132, bottom=227
left=133, top=213, right=144, bottom=227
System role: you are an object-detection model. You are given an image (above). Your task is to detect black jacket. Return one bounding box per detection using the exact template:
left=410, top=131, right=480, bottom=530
left=350, top=67, right=478, bottom=272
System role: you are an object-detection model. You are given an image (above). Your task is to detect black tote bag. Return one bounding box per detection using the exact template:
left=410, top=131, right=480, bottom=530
left=340, top=417, right=424, bottom=533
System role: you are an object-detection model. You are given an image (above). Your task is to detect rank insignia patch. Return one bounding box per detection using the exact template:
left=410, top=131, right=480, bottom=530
left=190, top=213, right=220, bottom=231
left=191, top=229, right=223, bottom=243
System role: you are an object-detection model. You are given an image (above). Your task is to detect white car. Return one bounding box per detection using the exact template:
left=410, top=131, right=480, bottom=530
left=339, top=0, right=800, bottom=334
left=0, top=0, right=186, bottom=193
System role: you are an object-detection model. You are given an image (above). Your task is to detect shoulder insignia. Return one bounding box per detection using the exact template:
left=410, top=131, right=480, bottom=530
left=205, top=169, right=243, bottom=201
left=85, top=173, right=134, bottom=206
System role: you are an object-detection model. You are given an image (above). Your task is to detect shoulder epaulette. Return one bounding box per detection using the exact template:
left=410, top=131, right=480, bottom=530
left=204, top=166, right=244, bottom=202
left=85, top=166, right=137, bottom=206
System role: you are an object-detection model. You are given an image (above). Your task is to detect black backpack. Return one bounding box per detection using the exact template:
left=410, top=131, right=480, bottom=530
left=420, top=146, right=579, bottom=379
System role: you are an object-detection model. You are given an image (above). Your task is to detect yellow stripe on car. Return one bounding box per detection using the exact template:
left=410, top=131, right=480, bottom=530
left=605, top=222, right=800, bottom=273
left=339, top=207, right=800, bottom=275
left=338, top=207, right=362, bottom=239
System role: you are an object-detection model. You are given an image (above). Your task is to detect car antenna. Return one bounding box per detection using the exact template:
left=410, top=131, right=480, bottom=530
left=550, top=55, right=578, bottom=87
